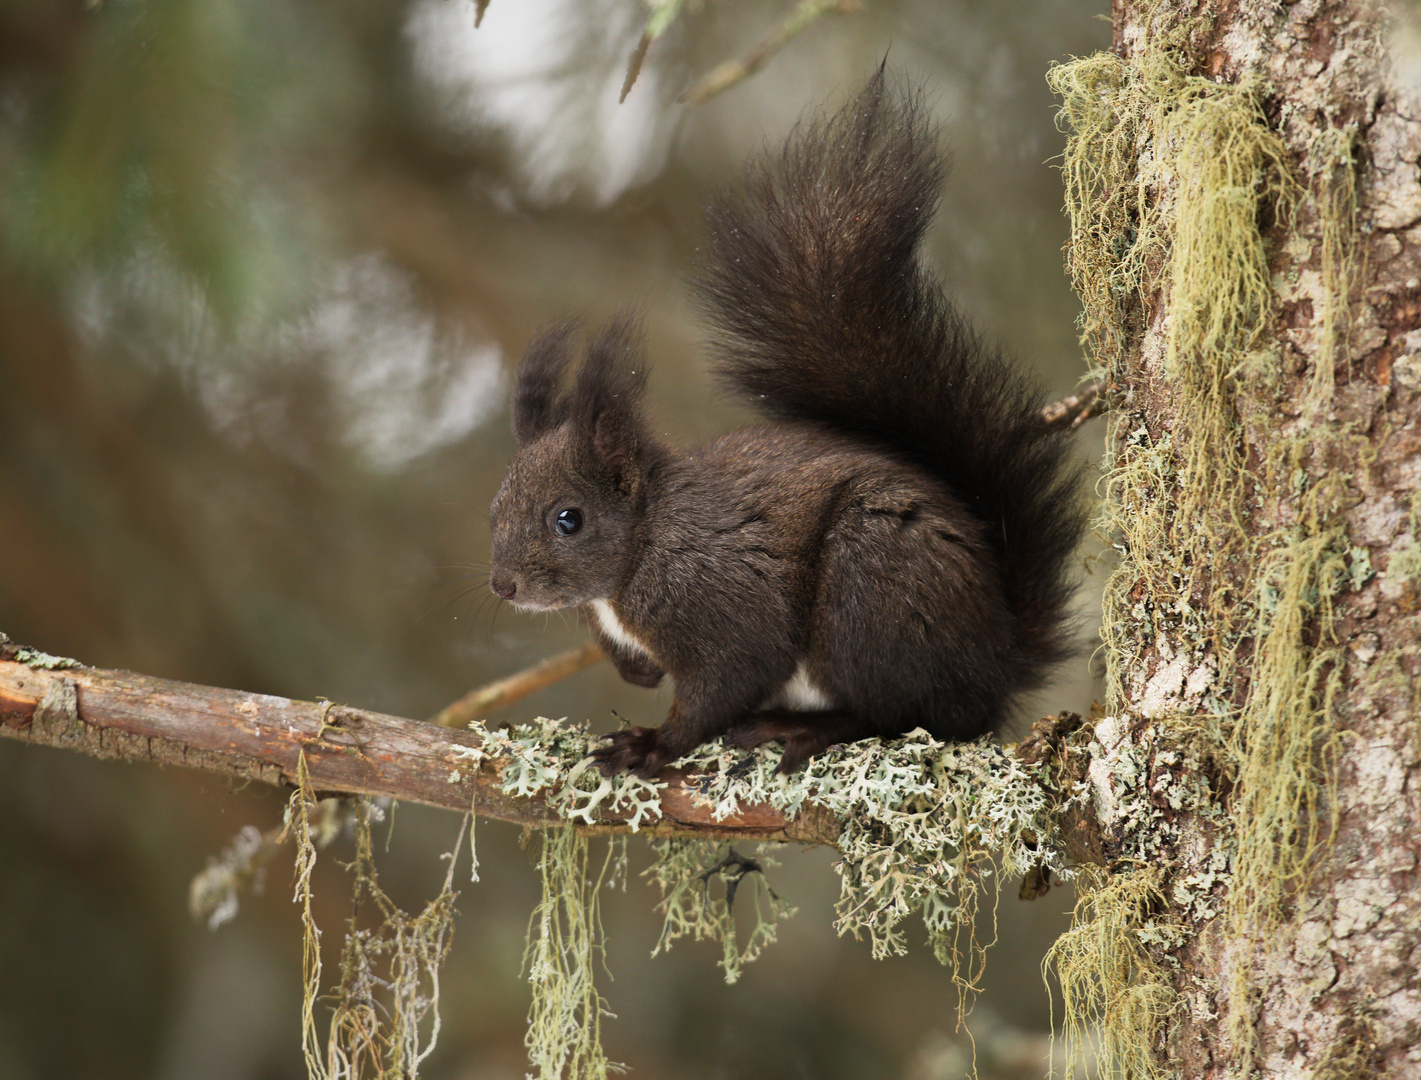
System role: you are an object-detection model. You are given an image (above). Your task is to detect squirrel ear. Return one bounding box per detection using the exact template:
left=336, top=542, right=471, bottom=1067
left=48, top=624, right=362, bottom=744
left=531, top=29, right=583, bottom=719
left=571, top=314, right=649, bottom=482
left=512, top=320, right=577, bottom=444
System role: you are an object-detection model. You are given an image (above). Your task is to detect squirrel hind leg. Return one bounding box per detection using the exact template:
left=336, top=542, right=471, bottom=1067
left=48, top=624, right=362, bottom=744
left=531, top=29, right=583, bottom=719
left=726, top=710, right=868, bottom=774
left=816, top=491, right=1018, bottom=739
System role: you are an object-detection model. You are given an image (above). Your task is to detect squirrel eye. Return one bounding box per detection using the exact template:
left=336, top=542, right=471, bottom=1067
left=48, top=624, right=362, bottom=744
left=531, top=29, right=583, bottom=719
left=554, top=508, right=583, bottom=536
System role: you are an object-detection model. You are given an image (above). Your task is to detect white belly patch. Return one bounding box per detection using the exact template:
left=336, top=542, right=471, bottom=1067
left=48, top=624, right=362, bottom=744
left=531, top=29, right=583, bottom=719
left=768, top=662, right=834, bottom=711
left=589, top=599, right=654, bottom=660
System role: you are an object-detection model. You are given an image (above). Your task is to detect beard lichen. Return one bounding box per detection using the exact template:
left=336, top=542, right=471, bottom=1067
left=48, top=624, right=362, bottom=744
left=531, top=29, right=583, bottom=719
left=279, top=709, right=1073, bottom=1080
left=524, top=824, right=623, bottom=1080
left=292, top=753, right=466, bottom=1080
left=1045, top=865, right=1179, bottom=1080
left=459, top=717, right=1070, bottom=970
left=1050, top=4, right=1363, bottom=1075
left=664, top=727, right=1072, bottom=1001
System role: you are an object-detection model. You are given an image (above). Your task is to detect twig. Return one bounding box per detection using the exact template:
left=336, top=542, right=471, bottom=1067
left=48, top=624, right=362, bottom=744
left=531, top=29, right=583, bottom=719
left=621, top=33, right=653, bottom=103
left=1040, top=378, right=1108, bottom=431
left=679, top=0, right=863, bottom=107
left=430, top=642, right=605, bottom=729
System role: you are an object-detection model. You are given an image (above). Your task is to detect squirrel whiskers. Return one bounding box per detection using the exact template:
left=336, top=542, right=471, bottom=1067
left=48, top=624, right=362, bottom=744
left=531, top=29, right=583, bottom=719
left=488, top=68, right=1087, bottom=777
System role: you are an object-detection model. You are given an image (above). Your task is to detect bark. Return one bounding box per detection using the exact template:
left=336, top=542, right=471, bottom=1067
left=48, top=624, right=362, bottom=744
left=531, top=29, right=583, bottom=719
left=1084, top=3, right=1420, bottom=1077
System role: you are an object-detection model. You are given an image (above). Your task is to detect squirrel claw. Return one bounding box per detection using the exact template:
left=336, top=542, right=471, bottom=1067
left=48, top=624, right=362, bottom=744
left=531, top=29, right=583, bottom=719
left=589, top=727, right=668, bottom=778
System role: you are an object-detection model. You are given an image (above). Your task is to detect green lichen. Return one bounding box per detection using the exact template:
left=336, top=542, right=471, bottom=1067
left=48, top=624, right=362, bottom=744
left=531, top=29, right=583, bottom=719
left=1045, top=866, right=1179, bottom=1080
left=455, top=717, right=666, bottom=829
left=691, top=730, right=1067, bottom=973
left=280, top=715, right=1069, bottom=1080
left=1302, top=124, right=1360, bottom=410
left=0, top=631, right=79, bottom=669
left=459, top=718, right=1068, bottom=979
left=13, top=647, right=81, bottom=670
left=1226, top=510, right=1348, bottom=942
left=1387, top=540, right=1421, bottom=585
left=1386, top=492, right=1421, bottom=589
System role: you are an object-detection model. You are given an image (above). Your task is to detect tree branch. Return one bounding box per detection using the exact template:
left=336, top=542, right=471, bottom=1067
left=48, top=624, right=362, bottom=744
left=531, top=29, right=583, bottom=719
left=0, top=634, right=1105, bottom=870
left=679, top=0, right=863, bottom=107
left=0, top=651, right=839, bottom=845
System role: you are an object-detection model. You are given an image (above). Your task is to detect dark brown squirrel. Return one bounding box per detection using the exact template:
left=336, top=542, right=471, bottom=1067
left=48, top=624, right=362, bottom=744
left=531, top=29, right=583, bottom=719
left=487, top=69, right=1086, bottom=778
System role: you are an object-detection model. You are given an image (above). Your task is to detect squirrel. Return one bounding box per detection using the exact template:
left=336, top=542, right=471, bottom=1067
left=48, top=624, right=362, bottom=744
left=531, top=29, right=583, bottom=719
left=487, top=68, right=1086, bottom=778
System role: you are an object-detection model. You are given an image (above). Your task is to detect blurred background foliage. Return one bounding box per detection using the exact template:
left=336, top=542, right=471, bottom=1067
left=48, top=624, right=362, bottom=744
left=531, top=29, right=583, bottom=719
left=0, top=0, right=1108, bottom=1077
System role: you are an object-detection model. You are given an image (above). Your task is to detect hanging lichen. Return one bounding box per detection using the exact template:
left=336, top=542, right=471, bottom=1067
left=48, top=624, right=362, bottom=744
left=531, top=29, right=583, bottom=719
left=269, top=695, right=1077, bottom=1080
left=1044, top=866, right=1178, bottom=1080
left=1302, top=124, right=1360, bottom=409
left=447, top=715, right=1074, bottom=1073
left=523, top=825, right=622, bottom=1080
left=1050, top=25, right=1300, bottom=701
left=471, top=716, right=1068, bottom=1057
left=292, top=752, right=467, bottom=1080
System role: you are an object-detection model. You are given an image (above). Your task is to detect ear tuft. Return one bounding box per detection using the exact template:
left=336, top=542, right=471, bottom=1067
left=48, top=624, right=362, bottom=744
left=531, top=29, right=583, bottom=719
left=512, top=320, right=578, bottom=444
left=571, top=313, right=650, bottom=481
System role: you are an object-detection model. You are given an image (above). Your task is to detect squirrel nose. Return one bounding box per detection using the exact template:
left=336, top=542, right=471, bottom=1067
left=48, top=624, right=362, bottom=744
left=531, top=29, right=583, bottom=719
left=491, top=577, right=517, bottom=601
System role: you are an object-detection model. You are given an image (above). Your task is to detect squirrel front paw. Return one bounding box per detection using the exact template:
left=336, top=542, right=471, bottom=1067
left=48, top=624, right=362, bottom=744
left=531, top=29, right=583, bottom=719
left=589, top=727, right=671, bottom=779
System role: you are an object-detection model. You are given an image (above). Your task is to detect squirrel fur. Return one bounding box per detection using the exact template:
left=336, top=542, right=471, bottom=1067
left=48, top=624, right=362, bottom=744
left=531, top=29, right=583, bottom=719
left=488, top=69, right=1086, bottom=777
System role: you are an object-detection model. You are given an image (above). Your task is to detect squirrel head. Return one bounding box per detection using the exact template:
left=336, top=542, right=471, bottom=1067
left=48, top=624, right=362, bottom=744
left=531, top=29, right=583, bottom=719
left=489, top=316, right=662, bottom=610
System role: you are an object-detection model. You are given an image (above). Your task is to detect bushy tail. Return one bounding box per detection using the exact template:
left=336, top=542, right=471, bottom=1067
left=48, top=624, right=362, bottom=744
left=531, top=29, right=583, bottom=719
left=693, top=68, right=1085, bottom=680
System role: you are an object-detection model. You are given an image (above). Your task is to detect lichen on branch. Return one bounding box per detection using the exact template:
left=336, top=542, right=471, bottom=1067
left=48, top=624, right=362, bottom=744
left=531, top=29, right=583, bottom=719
left=464, top=717, right=1073, bottom=969
left=1, top=643, right=1091, bottom=1078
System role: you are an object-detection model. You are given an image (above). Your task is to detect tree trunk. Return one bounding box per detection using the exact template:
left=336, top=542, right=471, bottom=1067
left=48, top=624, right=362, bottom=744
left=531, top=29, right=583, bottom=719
left=1052, top=2, right=1420, bottom=1077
